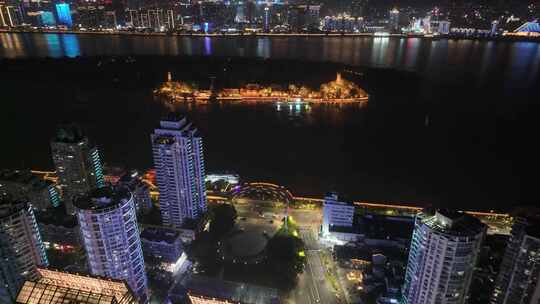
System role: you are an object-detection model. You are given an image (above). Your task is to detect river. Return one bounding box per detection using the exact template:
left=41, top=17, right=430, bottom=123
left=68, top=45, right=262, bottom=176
left=1, top=32, right=539, bottom=210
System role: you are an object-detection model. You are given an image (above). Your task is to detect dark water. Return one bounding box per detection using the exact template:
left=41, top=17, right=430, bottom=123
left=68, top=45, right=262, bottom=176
left=1, top=33, right=540, bottom=85
left=1, top=33, right=540, bottom=211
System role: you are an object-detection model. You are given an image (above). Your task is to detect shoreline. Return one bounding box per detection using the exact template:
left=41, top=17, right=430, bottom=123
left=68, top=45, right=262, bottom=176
left=2, top=28, right=540, bottom=43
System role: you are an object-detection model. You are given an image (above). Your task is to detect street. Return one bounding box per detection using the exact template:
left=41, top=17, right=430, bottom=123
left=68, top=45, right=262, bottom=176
left=231, top=200, right=345, bottom=304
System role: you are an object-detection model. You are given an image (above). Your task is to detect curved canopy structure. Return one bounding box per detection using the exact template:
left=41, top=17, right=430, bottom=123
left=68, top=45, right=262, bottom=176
left=230, top=182, right=294, bottom=205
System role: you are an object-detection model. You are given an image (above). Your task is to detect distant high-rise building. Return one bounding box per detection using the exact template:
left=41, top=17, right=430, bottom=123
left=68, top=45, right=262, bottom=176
left=491, top=209, right=540, bottom=304
left=151, top=115, right=207, bottom=228
left=389, top=8, right=399, bottom=32
left=350, top=0, right=368, bottom=18
left=50, top=123, right=104, bottom=214
left=0, top=198, right=48, bottom=302
left=55, top=3, right=72, bottom=27
left=74, top=187, right=148, bottom=302
left=402, top=210, right=486, bottom=304
left=263, top=6, right=269, bottom=32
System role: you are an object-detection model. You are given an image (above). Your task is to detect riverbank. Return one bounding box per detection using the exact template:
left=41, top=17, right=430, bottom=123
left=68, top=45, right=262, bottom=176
left=2, top=28, right=540, bottom=43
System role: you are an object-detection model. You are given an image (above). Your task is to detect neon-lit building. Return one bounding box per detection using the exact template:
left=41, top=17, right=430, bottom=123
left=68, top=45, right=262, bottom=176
left=74, top=187, right=148, bottom=302
left=402, top=210, right=486, bottom=304
left=41, top=11, right=56, bottom=26
left=0, top=198, right=48, bottom=302
left=15, top=268, right=138, bottom=303
left=50, top=123, right=105, bottom=214
left=55, top=3, right=72, bottom=27
left=151, top=115, right=207, bottom=228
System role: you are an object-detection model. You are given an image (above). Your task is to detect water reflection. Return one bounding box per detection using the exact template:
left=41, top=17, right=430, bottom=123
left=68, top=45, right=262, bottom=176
left=62, top=34, right=80, bottom=57
left=45, top=34, right=62, bottom=57
left=204, top=37, right=212, bottom=55
left=1, top=33, right=539, bottom=91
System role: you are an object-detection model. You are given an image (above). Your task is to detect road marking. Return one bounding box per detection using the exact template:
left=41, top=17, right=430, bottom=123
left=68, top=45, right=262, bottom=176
left=306, top=252, right=321, bottom=303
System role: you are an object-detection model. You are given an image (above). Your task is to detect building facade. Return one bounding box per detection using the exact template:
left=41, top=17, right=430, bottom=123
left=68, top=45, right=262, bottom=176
left=140, top=226, right=189, bottom=275
left=321, top=192, right=355, bottom=237
left=50, top=124, right=105, bottom=214
left=402, top=210, right=486, bottom=304
left=74, top=187, right=148, bottom=302
left=0, top=198, right=48, bottom=302
left=491, top=210, right=540, bottom=304
left=118, top=171, right=153, bottom=215
left=151, top=116, right=207, bottom=228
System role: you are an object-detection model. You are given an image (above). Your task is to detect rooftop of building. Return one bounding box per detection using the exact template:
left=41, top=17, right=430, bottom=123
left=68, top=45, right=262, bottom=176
left=141, top=226, right=182, bottom=244
left=73, top=186, right=132, bottom=211
left=16, top=268, right=137, bottom=304
left=52, top=123, right=87, bottom=144
left=324, top=192, right=353, bottom=206
left=155, top=114, right=199, bottom=136
left=360, top=214, right=414, bottom=240
left=419, top=209, right=486, bottom=237
left=171, top=275, right=280, bottom=304
left=0, top=169, right=53, bottom=189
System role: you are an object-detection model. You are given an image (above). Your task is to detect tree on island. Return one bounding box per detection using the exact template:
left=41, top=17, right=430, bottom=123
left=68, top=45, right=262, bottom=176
left=209, top=203, right=237, bottom=238
left=265, top=234, right=306, bottom=290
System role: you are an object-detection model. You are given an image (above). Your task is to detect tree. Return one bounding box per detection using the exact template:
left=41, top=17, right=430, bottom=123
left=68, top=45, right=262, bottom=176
left=265, top=235, right=306, bottom=290
left=210, top=203, right=237, bottom=238
left=187, top=231, right=221, bottom=275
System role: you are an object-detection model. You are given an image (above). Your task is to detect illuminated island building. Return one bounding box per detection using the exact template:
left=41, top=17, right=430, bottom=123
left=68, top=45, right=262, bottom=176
left=0, top=198, right=48, bottom=302
left=402, top=210, right=486, bottom=304
left=50, top=124, right=105, bottom=214
left=151, top=115, right=207, bottom=228
left=156, top=72, right=368, bottom=105
left=74, top=187, right=148, bottom=303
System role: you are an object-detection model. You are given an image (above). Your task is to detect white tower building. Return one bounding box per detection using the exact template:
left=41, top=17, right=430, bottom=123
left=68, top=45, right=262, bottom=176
left=74, top=187, right=148, bottom=302
left=151, top=115, right=207, bottom=228
left=402, top=210, right=486, bottom=304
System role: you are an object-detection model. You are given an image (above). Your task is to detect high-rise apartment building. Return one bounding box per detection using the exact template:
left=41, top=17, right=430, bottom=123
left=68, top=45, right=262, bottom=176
left=50, top=123, right=105, bottom=214
left=402, top=210, right=486, bottom=304
left=491, top=209, right=540, bottom=304
left=0, top=198, right=48, bottom=302
left=151, top=115, right=207, bottom=228
left=74, top=187, right=148, bottom=302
